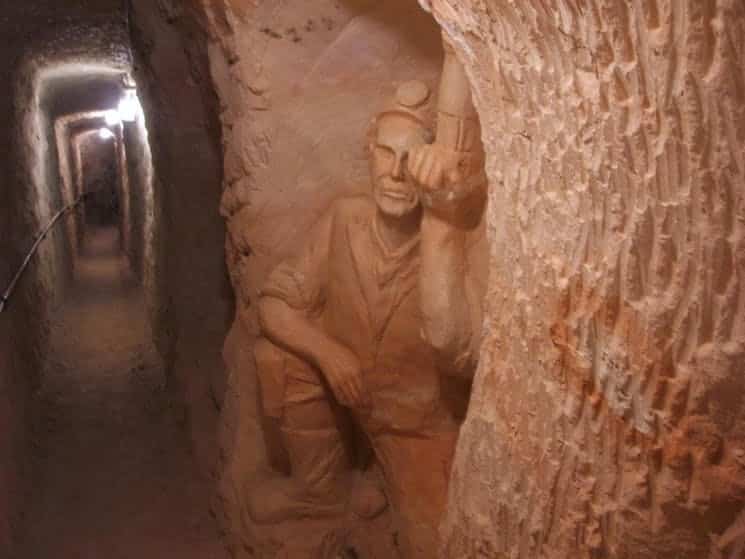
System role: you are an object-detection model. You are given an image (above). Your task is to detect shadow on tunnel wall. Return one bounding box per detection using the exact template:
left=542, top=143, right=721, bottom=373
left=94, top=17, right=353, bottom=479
left=128, top=0, right=234, bottom=479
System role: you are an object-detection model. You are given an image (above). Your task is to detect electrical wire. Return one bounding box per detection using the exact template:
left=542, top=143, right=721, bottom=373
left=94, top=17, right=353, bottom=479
left=0, top=193, right=89, bottom=314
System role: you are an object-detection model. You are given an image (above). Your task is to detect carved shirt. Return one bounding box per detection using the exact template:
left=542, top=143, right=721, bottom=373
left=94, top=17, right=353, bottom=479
left=263, top=195, right=482, bottom=435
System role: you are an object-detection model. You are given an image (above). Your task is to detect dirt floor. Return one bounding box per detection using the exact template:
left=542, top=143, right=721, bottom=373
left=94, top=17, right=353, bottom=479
left=18, top=226, right=228, bottom=559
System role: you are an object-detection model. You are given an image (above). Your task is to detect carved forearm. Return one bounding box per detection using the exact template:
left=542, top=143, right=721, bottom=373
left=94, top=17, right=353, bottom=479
left=258, top=296, right=340, bottom=371
left=416, top=33, right=482, bottom=374
left=419, top=213, right=473, bottom=370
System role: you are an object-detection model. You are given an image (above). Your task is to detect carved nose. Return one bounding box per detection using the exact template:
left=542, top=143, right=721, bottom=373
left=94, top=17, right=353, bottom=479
left=391, top=156, right=405, bottom=180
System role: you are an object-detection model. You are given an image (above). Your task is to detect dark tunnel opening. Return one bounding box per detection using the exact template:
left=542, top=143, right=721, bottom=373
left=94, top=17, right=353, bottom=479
left=80, top=130, right=121, bottom=228
left=44, top=71, right=131, bottom=256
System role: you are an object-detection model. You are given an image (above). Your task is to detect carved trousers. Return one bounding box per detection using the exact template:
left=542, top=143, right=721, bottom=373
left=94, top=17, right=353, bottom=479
left=256, top=338, right=457, bottom=558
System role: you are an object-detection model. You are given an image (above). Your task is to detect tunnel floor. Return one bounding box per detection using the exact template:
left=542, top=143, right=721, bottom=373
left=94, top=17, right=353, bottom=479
left=19, top=227, right=228, bottom=558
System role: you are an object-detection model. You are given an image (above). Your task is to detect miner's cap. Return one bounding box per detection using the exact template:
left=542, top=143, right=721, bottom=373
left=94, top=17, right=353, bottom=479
left=378, top=80, right=432, bottom=127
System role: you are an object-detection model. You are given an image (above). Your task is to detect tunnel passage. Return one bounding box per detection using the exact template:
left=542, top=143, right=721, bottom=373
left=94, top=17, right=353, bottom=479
left=1, top=1, right=231, bottom=557
left=78, top=130, right=121, bottom=228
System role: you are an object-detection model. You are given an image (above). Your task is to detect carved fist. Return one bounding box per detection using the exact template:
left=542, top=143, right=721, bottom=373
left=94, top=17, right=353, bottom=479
left=318, top=343, right=370, bottom=410
left=408, top=143, right=485, bottom=222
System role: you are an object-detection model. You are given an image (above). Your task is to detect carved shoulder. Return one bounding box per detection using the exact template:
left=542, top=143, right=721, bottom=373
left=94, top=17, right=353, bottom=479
left=327, top=195, right=375, bottom=226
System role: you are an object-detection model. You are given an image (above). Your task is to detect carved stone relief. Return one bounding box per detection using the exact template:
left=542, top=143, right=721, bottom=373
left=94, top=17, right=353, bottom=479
left=208, top=2, right=487, bottom=557
left=248, top=37, right=487, bottom=558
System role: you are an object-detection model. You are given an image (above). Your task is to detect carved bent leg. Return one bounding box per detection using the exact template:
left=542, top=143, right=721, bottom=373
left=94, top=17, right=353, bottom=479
left=249, top=339, right=387, bottom=525
left=370, top=429, right=459, bottom=559
left=248, top=339, right=351, bottom=523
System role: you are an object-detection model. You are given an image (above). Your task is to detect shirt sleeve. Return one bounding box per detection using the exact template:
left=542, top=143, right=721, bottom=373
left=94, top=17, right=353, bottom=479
left=260, top=208, right=333, bottom=318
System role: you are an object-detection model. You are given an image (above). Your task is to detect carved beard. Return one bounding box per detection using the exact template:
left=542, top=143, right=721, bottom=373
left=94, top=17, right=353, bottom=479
left=374, top=176, right=420, bottom=218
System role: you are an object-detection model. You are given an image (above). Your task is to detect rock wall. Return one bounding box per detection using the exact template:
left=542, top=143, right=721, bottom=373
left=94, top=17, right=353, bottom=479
left=421, top=1, right=745, bottom=557
left=122, top=113, right=153, bottom=283
left=0, top=12, right=39, bottom=552
left=128, top=0, right=232, bottom=476
left=53, top=112, right=106, bottom=263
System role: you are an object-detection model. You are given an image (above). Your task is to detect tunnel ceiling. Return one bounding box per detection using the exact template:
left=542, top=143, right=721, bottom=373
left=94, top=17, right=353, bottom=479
left=10, top=0, right=132, bottom=119
left=4, top=0, right=124, bottom=19
left=65, top=113, right=108, bottom=133
left=47, top=73, right=125, bottom=119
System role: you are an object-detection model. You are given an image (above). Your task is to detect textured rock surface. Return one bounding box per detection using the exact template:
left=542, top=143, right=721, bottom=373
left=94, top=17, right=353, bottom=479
left=121, top=112, right=153, bottom=283
left=422, top=1, right=745, bottom=557
left=128, top=0, right=232, bottom=476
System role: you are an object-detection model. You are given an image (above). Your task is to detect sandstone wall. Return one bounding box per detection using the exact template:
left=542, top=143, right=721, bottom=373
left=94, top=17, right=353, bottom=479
left=122, top=113, right=153, bottom=283
left=0, top=14, right=38, bottom=552
left=128, top=0, right=232, bottom=476
left=54, top=113, right=98, bottom=263
left=422, top=1, right=745, bottom=557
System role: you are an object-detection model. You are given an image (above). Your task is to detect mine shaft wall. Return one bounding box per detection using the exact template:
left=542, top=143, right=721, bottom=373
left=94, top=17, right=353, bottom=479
left=55, top=115, right=84, bottom=262
left=0, top=77, right=37, bottom=553
left=122, top=116, right=152, bottom=283
left=0, top=19, right=39, bottom=555
left=427, top=1, right=745, bottom=557
left=128, top=0, right=232, bottom=476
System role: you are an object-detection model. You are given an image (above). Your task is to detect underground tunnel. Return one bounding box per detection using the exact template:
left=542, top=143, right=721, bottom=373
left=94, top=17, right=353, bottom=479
left=1, top=1, right=744, bottom=559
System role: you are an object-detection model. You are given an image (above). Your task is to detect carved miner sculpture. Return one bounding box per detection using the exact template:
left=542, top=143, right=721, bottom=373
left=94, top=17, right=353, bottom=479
left=251, top=37, right=487, bottom=558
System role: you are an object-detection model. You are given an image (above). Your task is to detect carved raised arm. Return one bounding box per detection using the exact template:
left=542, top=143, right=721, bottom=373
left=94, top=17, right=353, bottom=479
left=410, top=34, right=486, bottom=376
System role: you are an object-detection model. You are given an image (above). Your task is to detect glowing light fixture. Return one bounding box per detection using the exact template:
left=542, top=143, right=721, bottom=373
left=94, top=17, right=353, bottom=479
left=98, top=128, right=114, bottom=140
left=117, top=88, right=142, bottom=123
left=104, top=110, right=121, bottom=126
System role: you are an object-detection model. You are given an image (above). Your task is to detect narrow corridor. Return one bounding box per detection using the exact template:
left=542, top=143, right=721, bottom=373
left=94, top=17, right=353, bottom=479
left=18, top=227, right=228, bottom=559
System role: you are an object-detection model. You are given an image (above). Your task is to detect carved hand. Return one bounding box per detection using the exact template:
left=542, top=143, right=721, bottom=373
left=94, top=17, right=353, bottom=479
left=318, top=342, right=370, bottom=410
left=408, top=143, right=483, bottom=222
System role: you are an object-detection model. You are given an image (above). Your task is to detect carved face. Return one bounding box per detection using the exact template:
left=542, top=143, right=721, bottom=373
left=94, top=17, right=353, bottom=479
left=370, top=114, right=430, bottom=218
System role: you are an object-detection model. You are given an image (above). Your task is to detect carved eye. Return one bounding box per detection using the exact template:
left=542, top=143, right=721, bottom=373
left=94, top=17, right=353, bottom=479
left=375, top=146, right=395, bottom=163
